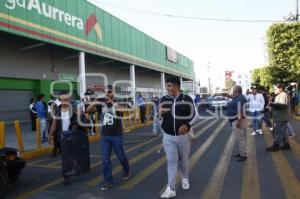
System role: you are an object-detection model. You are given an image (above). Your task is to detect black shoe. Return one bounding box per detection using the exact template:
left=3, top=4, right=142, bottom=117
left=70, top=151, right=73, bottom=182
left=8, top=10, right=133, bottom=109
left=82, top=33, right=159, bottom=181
left=123, top=171, right=131, bottom=180
left=233, top=154, right=241, bottom=158
left=266, top=142, right=280, bottom=152
left=64, top=169, right=79, bottom=177
left=280, top=143, right=291, bottom=151
left=100, top=182, right=113, bottom=191
left=237, top=156, right=247, bottom=162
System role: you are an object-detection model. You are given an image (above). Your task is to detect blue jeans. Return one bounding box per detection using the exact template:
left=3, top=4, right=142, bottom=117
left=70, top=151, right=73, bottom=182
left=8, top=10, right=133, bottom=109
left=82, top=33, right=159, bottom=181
left=251, top=111, right=262, bottom=131
left=287, top=122, right=295, bottom=134
left=100, top=136, right=130, bottom=184
left=262, top=111, right=272, bottom=128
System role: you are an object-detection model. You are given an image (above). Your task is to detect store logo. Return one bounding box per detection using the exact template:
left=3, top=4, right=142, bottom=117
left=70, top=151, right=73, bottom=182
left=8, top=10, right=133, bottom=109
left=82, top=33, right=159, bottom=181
left=85, top=14, right=103, bottom=42
left=5, top=0, right=84, bottom=31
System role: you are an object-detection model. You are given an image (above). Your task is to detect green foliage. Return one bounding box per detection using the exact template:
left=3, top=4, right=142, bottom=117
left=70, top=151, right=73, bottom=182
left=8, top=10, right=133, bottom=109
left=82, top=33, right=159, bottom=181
left=266, top=22, right=300, bottom=85
left=252, top=22, right=300, bottom=90
left=251, top=68, right=261, bottom=85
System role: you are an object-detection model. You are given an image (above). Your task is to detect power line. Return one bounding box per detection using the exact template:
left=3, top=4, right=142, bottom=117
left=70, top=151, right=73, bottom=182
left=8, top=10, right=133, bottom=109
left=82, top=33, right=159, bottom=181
left=91, top=0, right=284, bottom=23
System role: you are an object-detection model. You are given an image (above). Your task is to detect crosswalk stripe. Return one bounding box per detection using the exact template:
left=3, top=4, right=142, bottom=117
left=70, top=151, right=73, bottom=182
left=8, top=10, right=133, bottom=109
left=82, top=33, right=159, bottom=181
left=90, top=136, right=160, bottom=168
left=191, top=118, right=212, bottom=130
left=289, top=139, right=300, bottom=162
left=200, top=127, right=236, bottom=199
left=195, top=119, right=219, bottom=138
left=241, top=128, right=261, bottom=199
left=264, top=132, right=300, bottom=198
left=120, top=156, right=167, bottom=190
left=89, top=119, right=214, bottom=188
left=158, top=119, right=225, bottom=194
left=26, top=164, right=60, bottom=169
left=48, top=160, right=61, bottom=167
left=27, top=157, right=53, bottom=166
left=189, top=120, right=227, bottom=171
left=16, top=136, right=160, bottom=199
left=87, top=144, right=163, bottom=186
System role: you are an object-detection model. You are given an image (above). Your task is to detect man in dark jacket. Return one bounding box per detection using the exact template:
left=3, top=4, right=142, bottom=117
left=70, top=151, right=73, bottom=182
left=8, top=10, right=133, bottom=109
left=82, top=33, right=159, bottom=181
left=266, top=84, right=291, bottom=151
left=159, top=77, right=197, bottom=199
left=228, top=85, right=247, bottom=162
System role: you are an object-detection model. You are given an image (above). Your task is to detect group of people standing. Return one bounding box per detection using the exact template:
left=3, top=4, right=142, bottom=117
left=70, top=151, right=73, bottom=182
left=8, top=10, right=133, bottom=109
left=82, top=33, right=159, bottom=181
left=29, top=79, right=297, bottom=198
left=229, top=83, right=296, bottom=164
left=29, top=94, right=62, bottom=157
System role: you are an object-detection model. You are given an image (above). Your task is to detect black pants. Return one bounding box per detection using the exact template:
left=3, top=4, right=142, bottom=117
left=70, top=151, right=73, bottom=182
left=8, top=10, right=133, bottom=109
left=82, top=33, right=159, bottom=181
left=30, top=113, right=36, bottom=131
left=53, top=131, right=61, bottom=154
left=140, top=106, right=146, bottom=123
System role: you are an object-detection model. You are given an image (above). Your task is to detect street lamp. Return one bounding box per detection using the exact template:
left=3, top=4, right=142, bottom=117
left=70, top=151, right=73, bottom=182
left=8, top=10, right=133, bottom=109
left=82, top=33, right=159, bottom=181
left=207, top=62, right=211, bottom=95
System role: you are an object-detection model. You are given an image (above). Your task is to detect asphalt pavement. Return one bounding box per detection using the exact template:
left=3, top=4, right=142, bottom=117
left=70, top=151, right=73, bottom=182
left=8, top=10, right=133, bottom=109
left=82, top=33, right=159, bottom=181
left=4, top=110, right=300, bottom=199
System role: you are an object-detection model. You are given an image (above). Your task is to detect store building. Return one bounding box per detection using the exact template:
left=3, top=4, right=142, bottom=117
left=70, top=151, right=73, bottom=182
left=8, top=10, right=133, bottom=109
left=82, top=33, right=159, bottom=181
left=0, top=0, right=195, bottom=123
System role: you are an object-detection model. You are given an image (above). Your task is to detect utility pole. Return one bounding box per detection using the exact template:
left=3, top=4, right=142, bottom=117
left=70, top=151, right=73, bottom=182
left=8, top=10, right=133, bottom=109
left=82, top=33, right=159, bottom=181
left=296, top=0, right=299, bottom=21
left=207, top=62, right=211, bottom=95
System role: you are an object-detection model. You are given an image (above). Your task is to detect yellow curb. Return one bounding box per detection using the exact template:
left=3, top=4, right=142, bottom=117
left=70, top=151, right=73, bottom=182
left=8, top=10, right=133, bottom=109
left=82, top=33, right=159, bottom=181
left=20, top=135, right=101, bottom=160
left=20, top=147, right=53, bottom=160
left=20, top=122, right=153, bottom=160
left=293, top=114, right=300, bottom=120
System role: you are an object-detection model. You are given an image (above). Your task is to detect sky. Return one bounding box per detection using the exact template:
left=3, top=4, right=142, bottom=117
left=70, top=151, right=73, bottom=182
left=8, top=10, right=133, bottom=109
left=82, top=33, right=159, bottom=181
left=87, top=0, right=296, bottom=88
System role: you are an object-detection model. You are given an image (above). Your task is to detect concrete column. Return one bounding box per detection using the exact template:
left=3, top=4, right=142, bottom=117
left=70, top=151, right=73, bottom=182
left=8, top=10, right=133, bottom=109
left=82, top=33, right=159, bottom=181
left=180, top=77, right=183, bottom=91
left=79, top=52, right=86, bottom=97
left=161, top=72, right=166, bottom=96
left=130, top=65, right=136, bottom=106
left=192, top=80, right=195, bottom=94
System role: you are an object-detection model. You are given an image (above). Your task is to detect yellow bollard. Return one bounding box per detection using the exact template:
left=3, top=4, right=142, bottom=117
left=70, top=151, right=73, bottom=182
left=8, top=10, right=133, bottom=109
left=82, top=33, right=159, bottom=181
left=36, top=119, right=42, bottom=149
left=137, top=108, right=142, bottom=126
left=14, top=120, right=25, bottom=153
left=0, top=121, right=5, bottom=148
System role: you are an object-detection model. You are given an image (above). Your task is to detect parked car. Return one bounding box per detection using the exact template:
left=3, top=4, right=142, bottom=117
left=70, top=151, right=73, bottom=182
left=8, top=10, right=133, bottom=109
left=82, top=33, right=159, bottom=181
left=0, top=147, right=26, bottom=198
left=211, top=96, right=229, bottom=110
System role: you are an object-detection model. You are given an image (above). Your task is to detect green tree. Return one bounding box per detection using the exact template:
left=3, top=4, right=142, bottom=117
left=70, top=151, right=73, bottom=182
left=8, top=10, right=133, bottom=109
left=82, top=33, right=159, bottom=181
left=266, top=22, right=300, bottom=85
left=251, top=68, right=261, bottom=85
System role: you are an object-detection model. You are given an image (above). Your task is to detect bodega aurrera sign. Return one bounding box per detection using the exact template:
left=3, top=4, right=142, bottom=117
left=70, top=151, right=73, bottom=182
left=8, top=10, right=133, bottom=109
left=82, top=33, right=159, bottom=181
left=5, top=0, right=84, bottom=30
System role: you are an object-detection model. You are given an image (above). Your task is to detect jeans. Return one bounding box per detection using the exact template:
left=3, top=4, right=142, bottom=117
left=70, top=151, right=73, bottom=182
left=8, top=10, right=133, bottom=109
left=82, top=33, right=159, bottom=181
left=286, top=122, right=295, bottom=134
left=262, top=111, right=272, bottom=128
left=274, top=121, right=288, bottom=145
left=40, top=118, right=47, bottom=140
left=250, top=111, right=262, bottom=131
left=101, top=136, right=130, bottom=184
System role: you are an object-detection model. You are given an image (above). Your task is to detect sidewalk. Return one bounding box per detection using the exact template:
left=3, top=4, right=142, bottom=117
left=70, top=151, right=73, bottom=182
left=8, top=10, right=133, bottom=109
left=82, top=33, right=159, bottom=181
left=3, top=121, right=158, bottom=152
left=4, top=122, right=50, bottom=151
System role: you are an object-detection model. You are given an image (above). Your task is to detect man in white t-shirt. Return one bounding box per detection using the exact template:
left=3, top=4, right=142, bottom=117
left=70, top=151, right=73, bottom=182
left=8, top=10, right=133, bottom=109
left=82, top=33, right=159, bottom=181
left=247, top=86, right=265, bottom=135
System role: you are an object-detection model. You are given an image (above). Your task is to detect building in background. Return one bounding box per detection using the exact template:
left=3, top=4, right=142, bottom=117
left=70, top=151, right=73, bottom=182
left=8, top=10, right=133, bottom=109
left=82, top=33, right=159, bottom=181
left=0, top=0, right=194, bottom=124
left=232, top=71, right=252, bottom=93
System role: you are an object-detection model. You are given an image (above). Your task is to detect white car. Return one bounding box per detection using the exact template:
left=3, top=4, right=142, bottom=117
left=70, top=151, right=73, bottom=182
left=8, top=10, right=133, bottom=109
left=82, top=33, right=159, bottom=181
left=211, top=96, right=229, bottom=109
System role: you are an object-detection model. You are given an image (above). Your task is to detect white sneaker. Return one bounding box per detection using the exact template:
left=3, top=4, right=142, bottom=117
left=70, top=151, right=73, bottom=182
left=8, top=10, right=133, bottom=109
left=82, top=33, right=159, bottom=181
left=251, top=132, right=257, bottom=136
left=182, top=178, right=190, bottom=190
left=257, top=129, right=263, bottom=135
left=269, top=127, right=273, bottom=131
left=161, top=187, right=176, bottom=198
